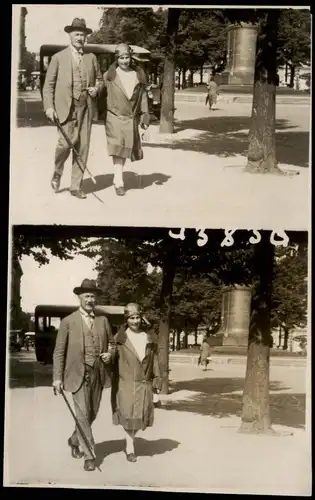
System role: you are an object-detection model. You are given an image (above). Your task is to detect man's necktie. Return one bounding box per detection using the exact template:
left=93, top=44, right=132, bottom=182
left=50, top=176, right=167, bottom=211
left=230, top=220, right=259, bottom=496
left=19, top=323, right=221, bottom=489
left=88, top=315, right=94, bottom=330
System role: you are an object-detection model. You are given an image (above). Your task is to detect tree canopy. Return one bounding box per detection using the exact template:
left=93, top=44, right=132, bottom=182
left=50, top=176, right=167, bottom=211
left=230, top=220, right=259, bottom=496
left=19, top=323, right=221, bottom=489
left=271, top=244, right=308, bottom=333
left=12, top=226, right=88, bottom=266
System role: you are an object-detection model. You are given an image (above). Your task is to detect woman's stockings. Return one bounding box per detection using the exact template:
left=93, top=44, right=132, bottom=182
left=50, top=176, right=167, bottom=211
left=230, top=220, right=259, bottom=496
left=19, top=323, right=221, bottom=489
left=124, top=429, right=137, bottom=454
left=112, top=156, right=126, bottom=188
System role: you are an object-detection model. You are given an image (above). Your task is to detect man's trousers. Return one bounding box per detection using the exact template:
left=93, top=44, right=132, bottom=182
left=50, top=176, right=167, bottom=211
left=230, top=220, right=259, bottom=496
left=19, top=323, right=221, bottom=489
left=69, top=364, right=103, bottom=460
left=54, top=95, right=92, bottom=192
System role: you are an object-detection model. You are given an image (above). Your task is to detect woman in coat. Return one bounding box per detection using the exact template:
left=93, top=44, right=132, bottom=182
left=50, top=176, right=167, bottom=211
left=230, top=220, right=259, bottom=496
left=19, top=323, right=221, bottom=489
left=206, top=73, right=219, bottom=110
left=111, top=303, right=161, bottom=462
left=101, top=43, right=150, bottom=196
left=199, top=337, right=211, bottom=371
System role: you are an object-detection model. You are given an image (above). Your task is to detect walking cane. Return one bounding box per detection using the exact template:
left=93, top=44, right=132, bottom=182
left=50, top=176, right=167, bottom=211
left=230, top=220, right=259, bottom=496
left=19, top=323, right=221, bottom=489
left=54, top=117, right=105, bottom=205
left=55, top=116, right=97, bottom=184
left=58, top=387, right=102, bottom=472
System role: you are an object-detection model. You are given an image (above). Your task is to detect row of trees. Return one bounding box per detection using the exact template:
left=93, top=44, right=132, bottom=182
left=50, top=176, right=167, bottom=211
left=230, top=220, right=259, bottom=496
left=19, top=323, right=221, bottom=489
left=12, top=226, right=308, bottom=434
left=90, top=7, right=310, bottom=168
left=88, top=7, right=310, bottom=88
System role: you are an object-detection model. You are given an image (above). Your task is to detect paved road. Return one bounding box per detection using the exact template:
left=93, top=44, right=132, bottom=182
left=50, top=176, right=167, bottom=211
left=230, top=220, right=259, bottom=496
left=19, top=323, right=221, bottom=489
left=10, top=91, right=310, bottom=230
left=4, top=350, right=310, bottom=494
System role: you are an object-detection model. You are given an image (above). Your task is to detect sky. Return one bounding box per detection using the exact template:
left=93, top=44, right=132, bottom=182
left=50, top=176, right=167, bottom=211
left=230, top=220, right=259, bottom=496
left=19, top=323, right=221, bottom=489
left=15, top=5, right=103, bottom=54
left=20, top=252, right=98, bottom=313
left=14, top=4, right=163, bottom=54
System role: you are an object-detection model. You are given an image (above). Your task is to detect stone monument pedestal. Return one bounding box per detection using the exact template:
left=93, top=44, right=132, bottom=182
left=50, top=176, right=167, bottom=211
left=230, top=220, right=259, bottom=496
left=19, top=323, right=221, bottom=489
left=220, top=285, right=252, bottom=347
left=221, top=23, right=258, bottom=91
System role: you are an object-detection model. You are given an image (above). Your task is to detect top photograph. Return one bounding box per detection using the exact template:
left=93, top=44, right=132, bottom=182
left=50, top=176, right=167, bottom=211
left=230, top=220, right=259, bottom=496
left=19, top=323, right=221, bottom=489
left=10, top=5, right=311, bottom=230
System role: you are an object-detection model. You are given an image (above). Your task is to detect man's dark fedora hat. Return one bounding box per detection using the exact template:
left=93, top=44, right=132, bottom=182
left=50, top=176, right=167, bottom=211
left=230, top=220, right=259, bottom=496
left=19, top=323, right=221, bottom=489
left=73, top=279, right=102, bottom=296
left=64, top=18, right=92, bottom=35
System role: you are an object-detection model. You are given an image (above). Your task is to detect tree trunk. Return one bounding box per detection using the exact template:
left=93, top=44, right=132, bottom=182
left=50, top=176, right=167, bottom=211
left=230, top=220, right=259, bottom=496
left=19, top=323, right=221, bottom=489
left=177, top=69, right=181, bottom=90
left=159, top=8, right=180, bottom=134
left=183, top=326, right=188, bottom=349
left=245, top=10, right=283, bottom=174
left=182, top=66, right=186, bottom=89
left=289, top=65, right=295, bottom=88
left=283, top=326, right=289, bottom=350
left=278, top=325, right=282, bottom=348
left=158, top=240, right=178, bottom=394
left=188, top=70, right=194, bottom=87
left=176, top=329, right=181, bottom=350
left=194, top=325, right=198, bottom=345
left=171, top=331, right=175, bottom=351
left=240, top=231, right=275, bottom=434
left=200, top=65, right=203, bottom=84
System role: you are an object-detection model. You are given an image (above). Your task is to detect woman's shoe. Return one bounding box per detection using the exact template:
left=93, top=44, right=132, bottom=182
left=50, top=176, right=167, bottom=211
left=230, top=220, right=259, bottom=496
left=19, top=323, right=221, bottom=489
left=126, top=452, right=137, bottom=463
left=114, top=186, right=125, bottom=196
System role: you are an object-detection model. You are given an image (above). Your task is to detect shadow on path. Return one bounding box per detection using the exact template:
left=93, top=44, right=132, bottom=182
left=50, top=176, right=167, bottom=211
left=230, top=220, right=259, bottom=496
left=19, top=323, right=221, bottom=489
left=163, top=377, right=305, bottom=429
left=9, top=352, right=52, bottom=389
left=145, top=116, right=309, bottom=168
left=82, top=172, right=171, bottom=195
left=95, top=437, right=180, bottom=467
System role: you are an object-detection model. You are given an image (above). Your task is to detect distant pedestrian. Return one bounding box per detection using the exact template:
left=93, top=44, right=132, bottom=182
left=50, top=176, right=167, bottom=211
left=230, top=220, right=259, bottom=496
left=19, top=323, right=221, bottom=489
left=199, top=337, right=211, bottom=371
left=206, top=74, right=218, bottom=110
left=24, top=335, right=30, bottom=351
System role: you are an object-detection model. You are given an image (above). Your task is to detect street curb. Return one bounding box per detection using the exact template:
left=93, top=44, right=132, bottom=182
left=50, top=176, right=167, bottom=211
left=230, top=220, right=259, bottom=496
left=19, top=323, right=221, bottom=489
left=175, top=93, right=310, bottom=106
left=169, top=354, right=306, bottom=367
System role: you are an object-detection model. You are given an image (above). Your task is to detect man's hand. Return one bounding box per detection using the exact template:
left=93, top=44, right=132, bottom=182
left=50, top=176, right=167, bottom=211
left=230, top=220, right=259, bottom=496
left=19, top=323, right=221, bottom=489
left=100, top=352, right=112, bottom=364
left=87, top=86, right=98, bottom=98
left=53, top=380, right=63, bottom=395
left=46, top=108, right=57, bottom=123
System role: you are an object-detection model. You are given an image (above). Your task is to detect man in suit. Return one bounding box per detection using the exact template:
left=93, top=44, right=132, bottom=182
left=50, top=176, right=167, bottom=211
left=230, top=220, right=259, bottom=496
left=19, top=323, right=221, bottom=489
left=52, top=279, right=114, bottom=472
left=43, top=18, right=103, bottom=199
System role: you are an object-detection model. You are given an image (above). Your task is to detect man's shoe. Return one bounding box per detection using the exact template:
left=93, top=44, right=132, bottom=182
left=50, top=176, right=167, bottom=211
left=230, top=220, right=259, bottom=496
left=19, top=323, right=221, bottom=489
left=84, top=459, right=96, bottom=471
left=70, top=189, right=87, bottom=199
left=68, top=439, right=84, bottom=459
left=51, top=174, right=61, bottom=192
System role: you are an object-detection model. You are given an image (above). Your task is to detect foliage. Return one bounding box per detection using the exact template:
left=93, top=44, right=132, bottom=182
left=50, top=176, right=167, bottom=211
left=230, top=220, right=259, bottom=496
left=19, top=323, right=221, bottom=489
left=12, top=226, right=88, bottom=266
left=271, top=244, right=308, bottom=332
left=89, top=7, right=310, bottom=82
left=277, top=9, right=311, bottom=69
left=88, top=7, right=167, bottom=75
left=83, top=230, right=256, bottom=328
left=172, top=272, right=222, bottom=332
left=20, top=50, right=37, bottom=77
left=175, top=9, right=227, bottom=73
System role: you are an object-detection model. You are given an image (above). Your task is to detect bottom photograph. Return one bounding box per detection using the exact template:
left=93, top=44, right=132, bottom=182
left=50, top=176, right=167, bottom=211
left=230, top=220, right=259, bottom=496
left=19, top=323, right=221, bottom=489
left=5, top=225, right=310, bottom=494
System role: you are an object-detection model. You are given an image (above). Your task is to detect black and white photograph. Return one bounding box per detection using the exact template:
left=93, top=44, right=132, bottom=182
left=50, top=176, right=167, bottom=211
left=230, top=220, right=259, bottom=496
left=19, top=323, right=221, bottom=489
left=10, top=5, right=310, bottom=229
left=5, top=225, right=310, bottom=492
left=6, top=4, right=311, bottom=495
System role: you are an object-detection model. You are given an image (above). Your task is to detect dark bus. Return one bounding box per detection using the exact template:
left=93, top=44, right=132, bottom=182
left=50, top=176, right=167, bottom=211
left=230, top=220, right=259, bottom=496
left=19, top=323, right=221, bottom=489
left=34, top=304, right=124, bottom=365
left=39, top=43, right=161, bottom=119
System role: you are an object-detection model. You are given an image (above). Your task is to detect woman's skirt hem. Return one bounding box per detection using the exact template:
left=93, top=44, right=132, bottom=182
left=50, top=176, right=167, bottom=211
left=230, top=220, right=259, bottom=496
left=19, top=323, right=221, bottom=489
left=112, top=410, right=154, bottom=432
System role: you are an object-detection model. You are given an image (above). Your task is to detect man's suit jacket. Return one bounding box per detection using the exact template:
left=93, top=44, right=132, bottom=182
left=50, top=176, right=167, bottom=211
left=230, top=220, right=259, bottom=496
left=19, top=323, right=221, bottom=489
left=53, top=309, right=113, bottom=394
left=42, top=47, right=103, bottom=124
